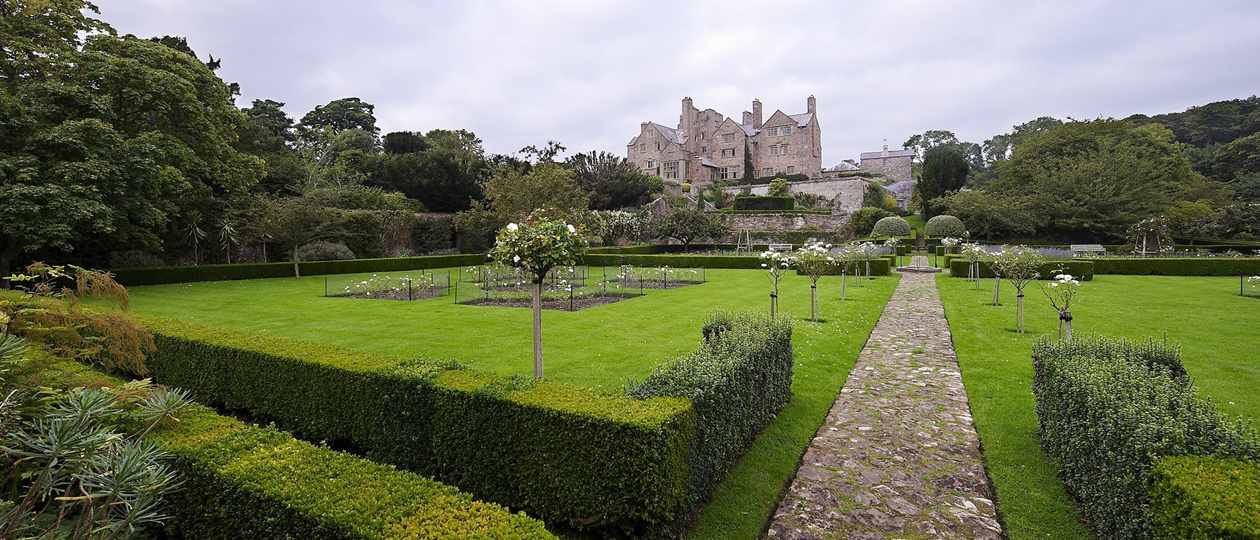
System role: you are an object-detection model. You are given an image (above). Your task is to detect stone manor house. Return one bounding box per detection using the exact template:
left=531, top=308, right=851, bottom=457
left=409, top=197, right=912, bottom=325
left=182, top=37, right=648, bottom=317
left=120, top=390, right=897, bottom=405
left=627, top=96, right=822, bottom=186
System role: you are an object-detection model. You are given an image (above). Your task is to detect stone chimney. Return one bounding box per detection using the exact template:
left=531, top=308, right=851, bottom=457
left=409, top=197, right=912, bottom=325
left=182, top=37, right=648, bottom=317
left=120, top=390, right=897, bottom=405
left=752, top=99, right=763, bottom=129
left=681, top=97, right=695, bottom=147
left=807, top=94, right=816, bottom=114
left=742, top=110, right=752, bottom=125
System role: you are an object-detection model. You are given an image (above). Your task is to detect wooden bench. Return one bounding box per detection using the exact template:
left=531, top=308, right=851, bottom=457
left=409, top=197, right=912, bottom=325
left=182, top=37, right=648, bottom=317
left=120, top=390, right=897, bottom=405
left=1070, top=244, right=1106, bottom=257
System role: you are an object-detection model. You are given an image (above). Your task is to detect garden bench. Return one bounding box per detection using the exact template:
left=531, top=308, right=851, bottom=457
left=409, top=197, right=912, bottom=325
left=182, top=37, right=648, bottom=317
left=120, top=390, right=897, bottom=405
left=1070, top=244, right=1106, bottom=257
left=769, top=243, right=793, bottom=252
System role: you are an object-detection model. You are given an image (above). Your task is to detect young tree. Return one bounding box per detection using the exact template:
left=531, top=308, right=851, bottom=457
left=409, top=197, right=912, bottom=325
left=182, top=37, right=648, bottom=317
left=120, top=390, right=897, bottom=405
left=485, top=163, right=589, bottom=221
left=759, top=250, right=791, bottom=318
left=566, top=151, right=658, bottom=210
left=264, top=198, right=346, bottom=277
left=989, top=246, right=1046, bottom=333
left=489, top=215, right=587, bottom=379
left=791, top=243, right=837, bottom=321
left=1042, top=273, right=1081, bottom=340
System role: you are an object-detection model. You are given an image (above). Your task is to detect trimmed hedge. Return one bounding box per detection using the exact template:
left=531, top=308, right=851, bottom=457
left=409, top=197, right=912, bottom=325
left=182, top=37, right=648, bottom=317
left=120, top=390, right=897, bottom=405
left=143, top=318, right=693, bottom=537
left=948, top=259, right=1094, bottom=281
left=732, top=196, right=794, bottom=211
left=1032, top=337, right=1260, bottom=539
left=14, top=354, right=552, bottom=539
left=1091, top=257, right=1260, bottom=276
left=629, top=313, right=793, bottom=510
left=112, top=254, right=487, bottom=286
left=141, top=313, right=793, bottom=537
left=1150, top=456, right=1260, bottom=539
left=871, top=216, right=911, bottom=237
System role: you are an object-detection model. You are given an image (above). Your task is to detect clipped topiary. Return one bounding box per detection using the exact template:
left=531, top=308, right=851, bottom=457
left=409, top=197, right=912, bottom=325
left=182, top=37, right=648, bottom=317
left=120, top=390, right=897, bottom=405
left=767, top=177, right=790, bottom=197
left=871, top=216, right=911, bottom=238
left=925, top=214, right=966, bottom=237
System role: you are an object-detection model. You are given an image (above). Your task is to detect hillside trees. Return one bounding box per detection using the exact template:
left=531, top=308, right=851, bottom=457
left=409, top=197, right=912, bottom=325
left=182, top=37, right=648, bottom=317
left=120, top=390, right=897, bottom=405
left=917, top=147, right=970, bottom=218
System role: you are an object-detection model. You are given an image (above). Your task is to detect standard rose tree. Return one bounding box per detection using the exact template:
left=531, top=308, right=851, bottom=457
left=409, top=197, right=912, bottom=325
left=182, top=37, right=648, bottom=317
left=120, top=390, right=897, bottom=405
left=760, top=250, right=790, bottom=318
left=489, top=215, right=588, bottom=379
left=989, top=246, right=1046, bottom=333
left=791, top=243, right=837, bottom=322
left=1042, top=273, right=1081, bottom=340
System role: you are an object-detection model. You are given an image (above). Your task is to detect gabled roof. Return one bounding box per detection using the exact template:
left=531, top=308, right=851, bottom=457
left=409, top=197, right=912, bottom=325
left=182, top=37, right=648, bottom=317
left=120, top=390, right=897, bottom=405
left=860, top=148, right=915, bottom=159
left=886, top=180, right=915, bottom=195
left=740, top=123, right=759, bottom=136
left=789, top=112, right=814, bottom=127
left=628, top=122, right=684, bottom=146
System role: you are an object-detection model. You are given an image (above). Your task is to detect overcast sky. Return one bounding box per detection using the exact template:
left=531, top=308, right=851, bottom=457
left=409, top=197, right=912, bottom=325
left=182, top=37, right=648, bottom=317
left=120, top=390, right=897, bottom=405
left=97, top=0, right=1260, bottom=164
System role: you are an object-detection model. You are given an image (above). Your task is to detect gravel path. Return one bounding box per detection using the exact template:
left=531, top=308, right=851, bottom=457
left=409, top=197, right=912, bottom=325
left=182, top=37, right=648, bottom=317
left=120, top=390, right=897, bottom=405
left=766, top=272, right=1003, bottom=539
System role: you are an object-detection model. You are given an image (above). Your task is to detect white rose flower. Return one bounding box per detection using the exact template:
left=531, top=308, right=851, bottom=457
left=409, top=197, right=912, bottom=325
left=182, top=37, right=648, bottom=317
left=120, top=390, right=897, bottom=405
left=507, top=223, right=519, bottom=231
left=566, top=224, right=576, bottom=233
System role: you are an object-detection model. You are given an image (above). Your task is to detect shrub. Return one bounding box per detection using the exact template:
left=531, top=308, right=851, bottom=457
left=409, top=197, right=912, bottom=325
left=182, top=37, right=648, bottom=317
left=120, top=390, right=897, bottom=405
left=948, top=259, right=1094, bottom=281
left=1090, top=257, right=1260, bottom=276
left=847, top=207, right=894, bottom=237
left=412, top=215, right=456, bottom=254
left=295, top=240, right=356, bottom=261
left=732, top=196, right=795, bottom=211
left=109, top=250, right=166, bottom=268
left=1150, top=455, right=1260, bottom=540
left=1032, top=336, right=1260, bottom=539
left=11, top=355, right=552, bottom=539
left=871, top=216, right=911, bottom=238
left=628, top=313, right=793, bottom=510
left=767, top=177, right=790, bottom=197
left=111, top=254, right=487, bottom=286
left=925, top=215, right=966, bottom=237
left=141, top=318, right=696, bottom=536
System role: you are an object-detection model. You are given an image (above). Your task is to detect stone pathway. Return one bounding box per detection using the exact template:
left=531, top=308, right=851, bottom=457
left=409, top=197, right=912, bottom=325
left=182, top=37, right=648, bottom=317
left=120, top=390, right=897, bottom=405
left=767, top=272, right=1003, bottom=539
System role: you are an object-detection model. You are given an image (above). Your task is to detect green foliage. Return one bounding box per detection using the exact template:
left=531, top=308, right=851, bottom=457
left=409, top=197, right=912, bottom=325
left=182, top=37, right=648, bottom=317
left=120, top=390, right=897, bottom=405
left=992, top=120, right=1210, bottom=240
left=650, top=208, right=730, bottom=247
left=731, top=196, right=795, bottom=211
left=847, top=207, right=895, bottom=238
left=566, top=151, right=658, bottom=210
left=925, top=215, right=966, bottom=237
left=871, top=216, right=911, bottom=238
left=110, top=253, right=486, bottom=286
left=142, top=318, right=698, bottom=536
left=412, top=216, right=455, bottom=254
left=1150, top=455, right=1260, bottom=540
left=383, top=131, right=428, bottom=154
left=938, top=190, right=1037, bottom=241
left=1031, top=336, right=1260, bottom=539
left=629, top=313, right=794, bottom=511
left=298, top=97, right=378, bottom=137
left=861, top=182, right=894, bottom=210
left=948, top=259, right=1094, bottom=280
left=489, top=215, right=587, bottom=283
left=485, top=163, right=589, bottom=222
left=767, top=177, right=790, bottom=197
left=1089, top=257, right=1260, bottom=276
left=295, top=241, right=356, bottom=261
left=919, top=147, right=970, bottom=217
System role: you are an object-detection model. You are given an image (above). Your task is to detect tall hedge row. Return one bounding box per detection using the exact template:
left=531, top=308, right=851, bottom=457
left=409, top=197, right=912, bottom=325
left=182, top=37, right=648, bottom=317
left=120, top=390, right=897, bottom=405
left=732, top=196, right=795, bottom=211
left=142, top=313, right=794, bottom=537
left=1090, top=257, right=1260, bottom=276
left=948, top=259, right=1095, bottom=280
left=112, top=254, right=486, bottom=286
left=17, top=355, right=552, bottom=539
left=1031, top=336, right=1260, bottom=539
left=584, top=253, right=893, bottom=275
left=629, top=313, right=793, bottom=509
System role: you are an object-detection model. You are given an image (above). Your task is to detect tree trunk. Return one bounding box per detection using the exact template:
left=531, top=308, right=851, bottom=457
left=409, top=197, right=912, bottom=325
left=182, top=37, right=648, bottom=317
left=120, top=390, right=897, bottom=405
left=992, top=277, right=1001, bottom=305
left=532, top=281, right=544, bottom=379
left=292, top=247, right=301, bottom=278
left=810, top=283, right=818, bottom=321
left=1016, top=293, right=1025, bottom=333
left=839, top=270, right=847, bottom=301
left=1063, top=310, right=1073, bottom=341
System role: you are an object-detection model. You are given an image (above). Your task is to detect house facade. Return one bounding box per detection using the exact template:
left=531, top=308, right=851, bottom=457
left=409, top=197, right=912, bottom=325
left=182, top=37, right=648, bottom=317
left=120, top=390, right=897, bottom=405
left=627, top=96, right=822, bottom=187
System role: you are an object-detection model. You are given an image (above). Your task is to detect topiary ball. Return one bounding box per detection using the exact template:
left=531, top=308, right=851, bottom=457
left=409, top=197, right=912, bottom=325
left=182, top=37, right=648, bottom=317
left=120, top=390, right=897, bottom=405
left=871, top=216, right=911, bottom=238
left=926, top=215, right=966, bottom=237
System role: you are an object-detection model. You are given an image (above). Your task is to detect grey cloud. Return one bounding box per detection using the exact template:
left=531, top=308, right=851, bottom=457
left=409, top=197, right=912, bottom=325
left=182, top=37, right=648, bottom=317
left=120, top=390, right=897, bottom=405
left=98, top=0, right=1260, bottom=163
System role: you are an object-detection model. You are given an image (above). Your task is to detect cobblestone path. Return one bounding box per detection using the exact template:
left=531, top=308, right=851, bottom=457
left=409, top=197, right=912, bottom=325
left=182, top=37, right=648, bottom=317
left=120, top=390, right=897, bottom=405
left=767, top=272, right=1003, bottom=539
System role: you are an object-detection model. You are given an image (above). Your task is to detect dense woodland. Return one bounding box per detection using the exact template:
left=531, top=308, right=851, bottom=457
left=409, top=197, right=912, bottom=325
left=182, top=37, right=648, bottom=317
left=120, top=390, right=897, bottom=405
left=3, top=1, right=1258, bottom=277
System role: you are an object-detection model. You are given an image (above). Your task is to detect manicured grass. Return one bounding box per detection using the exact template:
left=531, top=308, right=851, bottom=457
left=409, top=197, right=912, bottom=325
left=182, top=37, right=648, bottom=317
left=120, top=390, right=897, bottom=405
left=126, top=268, right=900, bottom=538
left=937, top=274, right=1260, bottom=540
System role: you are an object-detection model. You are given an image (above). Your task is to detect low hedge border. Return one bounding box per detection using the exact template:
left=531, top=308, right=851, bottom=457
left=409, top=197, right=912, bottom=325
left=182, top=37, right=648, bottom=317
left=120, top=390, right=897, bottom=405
left=629, top=313, right=793, bottom=510
left=731, top=196, right=795, bottom=211
left=141, top=313, right=793, bottom=537
left=142, top=317, right=693, bottom=537
left=585, top=254, right=892, bottom=275
left=1150, top=455, right=1260, bottom=539
left=9, top=352, right=552, bottom=539
left=948, top=259, right=1095, bottom=280
left=1090, top=257, right=1260, bottom=276
left=1032, top=336, right=1260, bottom=539
left=112, top=254, right=488, bottom=286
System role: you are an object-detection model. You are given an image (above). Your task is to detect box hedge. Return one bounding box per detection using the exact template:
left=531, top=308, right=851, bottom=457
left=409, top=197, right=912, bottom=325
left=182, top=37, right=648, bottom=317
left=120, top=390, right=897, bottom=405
left=948, top=259, right=1094, bottom=281
left=1150, top=455, right=1260, bottom=540
left=1031, top=336, right=1260, bottom=539
left=629, top=313, right=793, bottom=509
left=141, top=313, right=793, bottom=537
left=112, top=254, right=487, bottom=286
left=1090, top=257, right=1260, bottom=276
left=12, top=354, right=552, bottom=539
left=732, top=196, right=795, bottom=211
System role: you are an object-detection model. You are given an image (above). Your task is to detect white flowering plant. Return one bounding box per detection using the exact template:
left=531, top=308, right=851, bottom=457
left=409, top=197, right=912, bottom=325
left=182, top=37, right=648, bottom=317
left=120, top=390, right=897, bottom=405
left=760, top=250, right=791, bottom=318
left=1042, top=273, right=1081, bottom=340
left=1249, top=275, right=1259, bottom=287
left=941, top=237, right=961, bottom=248
left=791, top=242, right=837, bottom=321
left=489, top=214, right=588, bottom=379
left=990, top=245, right=1047, bottom=333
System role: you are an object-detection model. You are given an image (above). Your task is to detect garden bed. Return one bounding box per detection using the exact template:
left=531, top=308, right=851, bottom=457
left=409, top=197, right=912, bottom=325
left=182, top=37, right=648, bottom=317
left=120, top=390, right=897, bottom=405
left=330, top=287, right=446, bottom=301
left=461, top=291, right=640, bottom=310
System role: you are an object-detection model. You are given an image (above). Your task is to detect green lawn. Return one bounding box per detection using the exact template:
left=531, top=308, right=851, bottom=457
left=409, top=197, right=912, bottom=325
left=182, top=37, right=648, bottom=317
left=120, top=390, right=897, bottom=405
left=126, top=267, right=900, bottom=538
left=937, top=274, right=1260, bottom=539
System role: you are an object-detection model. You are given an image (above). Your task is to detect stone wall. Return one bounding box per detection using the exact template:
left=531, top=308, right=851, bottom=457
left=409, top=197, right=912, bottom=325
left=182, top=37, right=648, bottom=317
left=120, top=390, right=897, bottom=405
left=859, top=154, right=913, bottom=183
left=722, top=212, right=849, bottom=233
left=720, top=177, right=870, bottom=214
